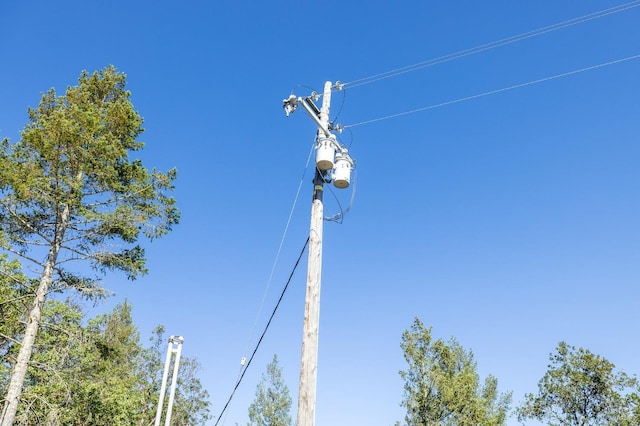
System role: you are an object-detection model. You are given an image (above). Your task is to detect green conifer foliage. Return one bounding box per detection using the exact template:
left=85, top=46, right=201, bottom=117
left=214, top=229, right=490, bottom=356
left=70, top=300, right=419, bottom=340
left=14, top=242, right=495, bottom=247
left=248, top=354, right=292, bottom=426
left=0, top=66, right=179, bottom=425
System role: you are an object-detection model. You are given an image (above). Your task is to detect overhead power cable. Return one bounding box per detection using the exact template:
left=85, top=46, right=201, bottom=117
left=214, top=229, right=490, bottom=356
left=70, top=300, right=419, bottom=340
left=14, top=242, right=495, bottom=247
left=213, top=236, right=310, bottom=426
left=240, top=142, right=314, bottom=363
left=341, top=0, right=640, bottom=90
left=218, top=144, right=313, bottom=426
left=343, top=53, right=640, bottom=129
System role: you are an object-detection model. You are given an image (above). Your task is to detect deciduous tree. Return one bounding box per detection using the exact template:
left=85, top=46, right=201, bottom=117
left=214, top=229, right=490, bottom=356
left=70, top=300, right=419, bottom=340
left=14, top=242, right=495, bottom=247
left=399, top=317, right=511, bottom=426
left=516, top=341, right=640, bottom=425
left=0, top=65, right=179, bottom=425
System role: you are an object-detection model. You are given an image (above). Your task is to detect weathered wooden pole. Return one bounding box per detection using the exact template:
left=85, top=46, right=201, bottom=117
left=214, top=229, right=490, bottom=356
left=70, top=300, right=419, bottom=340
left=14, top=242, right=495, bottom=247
left=297, top=81, right=332, bottom=426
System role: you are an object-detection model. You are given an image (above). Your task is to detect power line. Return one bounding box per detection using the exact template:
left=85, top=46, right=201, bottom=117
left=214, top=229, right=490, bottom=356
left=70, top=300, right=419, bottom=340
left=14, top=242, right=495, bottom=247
left=341, top=1, right=640, bottom=90
left=214, top=236, right=310, bottom=426
left=324, top=166, right=357, bottom=223
left=241, top=142, right=314, bottom=363
left=218, top=144, right=314, bottom=426
left=343, top=53, right=640, bottom=129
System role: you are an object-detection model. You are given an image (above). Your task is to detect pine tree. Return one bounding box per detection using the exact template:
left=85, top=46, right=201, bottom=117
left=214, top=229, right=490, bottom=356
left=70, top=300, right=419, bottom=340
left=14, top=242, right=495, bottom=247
left=0, top=66, right=179, bottom=425
left=248, top=354, right=292, bottom=426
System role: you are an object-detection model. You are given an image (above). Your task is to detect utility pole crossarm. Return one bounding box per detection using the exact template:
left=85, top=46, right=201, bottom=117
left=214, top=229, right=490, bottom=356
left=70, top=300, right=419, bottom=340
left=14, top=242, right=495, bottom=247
left=300, top=97, right=331, bottom=137
left=283, top=93, right=331, bottom=137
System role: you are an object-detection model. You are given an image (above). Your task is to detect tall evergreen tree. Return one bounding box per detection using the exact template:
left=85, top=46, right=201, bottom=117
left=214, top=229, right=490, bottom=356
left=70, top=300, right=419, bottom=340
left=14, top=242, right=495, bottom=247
left=248, top=354, right=292, bottom=426
left=399, top=318, right=511, bottom=426
left=0, top=65, right=179, bottom=425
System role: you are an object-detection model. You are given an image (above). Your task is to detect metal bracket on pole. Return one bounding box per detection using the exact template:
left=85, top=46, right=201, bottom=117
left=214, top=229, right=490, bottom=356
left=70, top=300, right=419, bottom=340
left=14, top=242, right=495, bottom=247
left=283, top=93, right=331, bottom=137
left=300, top=97, right=331, bottom=137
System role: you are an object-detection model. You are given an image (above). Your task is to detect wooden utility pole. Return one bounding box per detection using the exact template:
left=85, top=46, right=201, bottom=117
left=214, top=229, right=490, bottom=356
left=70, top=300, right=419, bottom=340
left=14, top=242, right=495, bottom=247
left=297, top=81, right=332, bottom=426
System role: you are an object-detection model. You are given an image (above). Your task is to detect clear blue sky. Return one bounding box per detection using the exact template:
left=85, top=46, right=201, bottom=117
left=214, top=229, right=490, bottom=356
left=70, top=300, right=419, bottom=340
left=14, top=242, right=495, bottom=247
left=1, top=1, right=639, bottom=425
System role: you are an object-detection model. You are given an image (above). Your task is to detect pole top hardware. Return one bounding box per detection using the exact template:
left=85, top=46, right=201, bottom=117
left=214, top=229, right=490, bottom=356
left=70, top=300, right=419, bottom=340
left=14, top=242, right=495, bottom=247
left=283, top=95, right=298, bottom=117
left=329, top=123, right=343, bottom=133
left=168, top=335, right=184, bottom=344
left=284, top=83, right=355, bottom=189
left=285, top=93, right=342, bottom=138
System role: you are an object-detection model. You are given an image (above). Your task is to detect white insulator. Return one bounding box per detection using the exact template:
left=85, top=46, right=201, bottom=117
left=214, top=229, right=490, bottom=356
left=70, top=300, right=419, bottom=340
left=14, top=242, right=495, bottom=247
left=333, top=152, right=353, bottom=189
left=315, top=137, right=335, bottom=171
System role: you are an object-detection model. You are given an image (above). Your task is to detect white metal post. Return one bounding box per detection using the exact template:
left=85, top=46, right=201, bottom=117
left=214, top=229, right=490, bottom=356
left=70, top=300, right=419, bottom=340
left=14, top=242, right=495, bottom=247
left=164, top=337, right=184, bottom=426
left=297, top=81, right=332, bottom=426
left=154, top=335, right=184, bottom=426
left=155, top=339, right=174, bottom=426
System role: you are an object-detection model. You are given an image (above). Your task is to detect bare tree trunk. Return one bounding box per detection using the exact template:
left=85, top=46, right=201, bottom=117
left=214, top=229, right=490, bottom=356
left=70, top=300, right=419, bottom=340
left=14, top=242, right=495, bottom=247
left=0, top=205, right=70, bottom=426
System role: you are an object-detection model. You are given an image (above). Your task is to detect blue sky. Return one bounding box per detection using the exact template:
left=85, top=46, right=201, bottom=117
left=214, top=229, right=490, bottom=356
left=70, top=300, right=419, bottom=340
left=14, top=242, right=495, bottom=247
left=1, top=1, right=639, bottom=425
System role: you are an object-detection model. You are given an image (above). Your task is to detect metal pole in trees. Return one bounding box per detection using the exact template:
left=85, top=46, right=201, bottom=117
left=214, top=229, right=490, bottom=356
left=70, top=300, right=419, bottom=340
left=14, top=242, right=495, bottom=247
left=154, top=335, right=184, bottom=426
left=154, top=339, right=173, bottom=426
left=297, top=81, right=332, bottom=426
left=164, top=336, right=184, bottom=426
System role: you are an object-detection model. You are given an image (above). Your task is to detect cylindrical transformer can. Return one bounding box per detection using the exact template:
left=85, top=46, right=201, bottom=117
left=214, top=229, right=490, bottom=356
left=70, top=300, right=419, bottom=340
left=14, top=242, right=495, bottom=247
left=333, top=153, right=353, bottom=188
left=315, top=137, right=335, bottom=171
